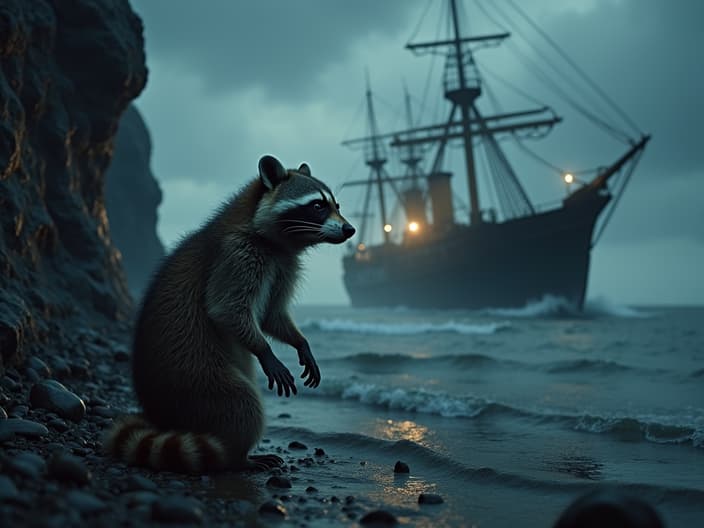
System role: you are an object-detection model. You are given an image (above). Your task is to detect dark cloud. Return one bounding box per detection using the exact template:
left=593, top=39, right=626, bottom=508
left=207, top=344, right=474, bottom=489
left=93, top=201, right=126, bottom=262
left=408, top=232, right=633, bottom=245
left=130, top=0, right=422, bottom=100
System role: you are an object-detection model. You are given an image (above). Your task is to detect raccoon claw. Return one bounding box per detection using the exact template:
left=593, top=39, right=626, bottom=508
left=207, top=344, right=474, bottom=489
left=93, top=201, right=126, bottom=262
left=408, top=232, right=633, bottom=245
left=260, top=352, right=297, bottom=397
left=297, top=342, right=321, bottom=389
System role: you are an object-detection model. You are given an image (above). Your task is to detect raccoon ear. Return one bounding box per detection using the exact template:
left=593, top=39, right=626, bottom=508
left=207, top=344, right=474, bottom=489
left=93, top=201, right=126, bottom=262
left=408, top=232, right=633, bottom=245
left=258, top=155, right=287, bottom=190
left=298, top=163, right=311, bottom=176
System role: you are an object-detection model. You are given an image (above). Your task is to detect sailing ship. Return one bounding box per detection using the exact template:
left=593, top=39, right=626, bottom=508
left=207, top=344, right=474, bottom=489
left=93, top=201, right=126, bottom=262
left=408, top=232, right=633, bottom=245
left=340, top=0, right=649, bottom=310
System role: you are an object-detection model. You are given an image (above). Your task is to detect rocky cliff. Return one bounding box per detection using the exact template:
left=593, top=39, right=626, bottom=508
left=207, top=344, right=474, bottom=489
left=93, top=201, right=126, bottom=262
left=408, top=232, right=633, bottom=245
left=105, top=105, right=164, bottom=299
left=0, top=0, right=147, bottom=372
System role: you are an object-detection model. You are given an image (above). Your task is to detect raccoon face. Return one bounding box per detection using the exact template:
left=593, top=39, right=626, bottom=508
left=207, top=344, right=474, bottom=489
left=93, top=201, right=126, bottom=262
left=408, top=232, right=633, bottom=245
left=254, top=155, right=355, bottom=249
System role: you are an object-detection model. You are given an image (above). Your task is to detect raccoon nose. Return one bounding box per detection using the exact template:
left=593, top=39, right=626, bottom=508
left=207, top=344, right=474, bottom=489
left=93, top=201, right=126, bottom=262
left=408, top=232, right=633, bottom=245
left=342, top=223, right=356, bottom=239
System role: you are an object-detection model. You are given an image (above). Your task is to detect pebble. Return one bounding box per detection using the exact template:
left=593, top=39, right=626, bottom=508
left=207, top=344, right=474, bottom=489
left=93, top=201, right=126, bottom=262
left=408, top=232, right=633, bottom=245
left=91, top=406, right=117, bottom=418
left=30, top=380, right=86, bottom=422
left=123, top=491, right=160, bottom=508
left=10, top=405, right=29, bottom=417
left=305, top=486, right=318, bottom=493
left=125, top=474, right=158, bottom=492
left=277, top=413, right=291, bottom=419
left=393, top=461, right=410, bottom=474
left=47, top=418, right=69, bottom=432
left=288, top=441, right=307, bottom=450
left=0, top=418, right=49, bottom=442
left=258, top=500, right=287, bottom=517
left=418, top=493, right=444, bottom=504
left=48, top=452, right=92, bottom=485
left=66, top=490, right=108, bottom=515
left=50, top=358, right=72, bottom=379
left=28, top=357, right=52, bottom=378
left=151, top=496, right=204, bottom=524
left=5, top=452, right=46, bottom=480
left=266, top=476, right=292, bottom=489
left=113, top=346, right=130, bottom=362
left=360, top=510, right=398, bottom=526
left=0, top=475, right=19, bottom=502
left=0, top=406, right=6, bottom=419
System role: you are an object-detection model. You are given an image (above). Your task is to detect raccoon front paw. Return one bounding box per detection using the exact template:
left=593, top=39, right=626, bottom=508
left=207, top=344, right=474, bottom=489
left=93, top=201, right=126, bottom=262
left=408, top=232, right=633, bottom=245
left=259, top=352, right=297, bottom=397
left=297, top=341, right=321, bottom=388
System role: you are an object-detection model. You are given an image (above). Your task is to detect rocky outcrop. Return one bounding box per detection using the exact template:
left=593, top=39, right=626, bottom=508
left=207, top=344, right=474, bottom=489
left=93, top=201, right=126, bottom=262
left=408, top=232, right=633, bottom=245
left=105, top=105, right=164, bottom=298
left=0, top=0, right=147, bottom=372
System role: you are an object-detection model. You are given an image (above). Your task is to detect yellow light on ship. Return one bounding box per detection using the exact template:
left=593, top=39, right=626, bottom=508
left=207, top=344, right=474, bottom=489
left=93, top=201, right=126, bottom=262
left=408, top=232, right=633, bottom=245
left=383, top=224, right=393, bottom=233
left=563, top=173, right=574, bottom=184
left=408, top=221, right=420, bottom=233
left=357, top=243, right=366, bottom=251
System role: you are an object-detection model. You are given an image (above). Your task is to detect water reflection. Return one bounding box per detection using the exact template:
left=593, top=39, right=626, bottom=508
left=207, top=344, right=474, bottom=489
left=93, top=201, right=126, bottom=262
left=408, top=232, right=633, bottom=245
left=374, top=419, right=429, bottom=444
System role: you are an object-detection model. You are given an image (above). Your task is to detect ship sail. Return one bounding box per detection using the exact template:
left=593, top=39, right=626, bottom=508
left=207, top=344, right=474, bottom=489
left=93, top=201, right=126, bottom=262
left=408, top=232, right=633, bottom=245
left=339, top=0, right=649, bottom=310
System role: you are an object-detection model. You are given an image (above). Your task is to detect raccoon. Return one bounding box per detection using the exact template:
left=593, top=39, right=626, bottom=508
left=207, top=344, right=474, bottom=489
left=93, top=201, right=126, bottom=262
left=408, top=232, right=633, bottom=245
left=103, top=155, right=355, bottom=473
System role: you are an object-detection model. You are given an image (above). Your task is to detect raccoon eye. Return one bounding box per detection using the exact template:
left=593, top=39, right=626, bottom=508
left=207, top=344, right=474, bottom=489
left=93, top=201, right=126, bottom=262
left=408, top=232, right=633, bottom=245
left=310, top=200, right=326, bottom=211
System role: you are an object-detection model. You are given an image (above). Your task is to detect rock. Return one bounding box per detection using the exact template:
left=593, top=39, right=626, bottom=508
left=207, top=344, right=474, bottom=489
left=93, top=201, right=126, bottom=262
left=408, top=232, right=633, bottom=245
left=393, top=461, right=410, bottom=474
left=47, top=418, right=69, bottom=432
left=258, top=500, right=287, bottom=517
left=0, top=418, right=48, bottom=441
left=48, top=452, right=92, bottom=485
left=28, top=357, right=51, bottom=378
left=418, top=493, right=444, bottom=504
left=0, top=407, right=6, bottom=420
left=5, top=452, right=46, bottom=480
left=125, top=474, right=158, bottom=492
left=151, top=497, right=204, bottom=524
left=10, top=405, right=29, bottom=417
left=314, top=447, right=326, bottom=456
left=123, top=491, right=160, bottom=508
left=30, top=380, right=86, bottom=422
left=113, top=346, right=130, bottom=362
left=66, top=491, right=108, bottom=515
left=91, top=406, right=117, bottom=418
left=277, top=413, right=291, bottom=419
left=305, top=486, right=318, bottom=493
left=266, top=476, right=292, bottom=489
left=0, top=0, right=147, bottom=371
left=1, top=377, right=19, bottom=391
left=0, top=475, right=19, bottom=502
left=288, top=441, right=307, bottom=450
left=360, top=510, right=398, bottom=526
left=51, top=358, right=72, bottom=379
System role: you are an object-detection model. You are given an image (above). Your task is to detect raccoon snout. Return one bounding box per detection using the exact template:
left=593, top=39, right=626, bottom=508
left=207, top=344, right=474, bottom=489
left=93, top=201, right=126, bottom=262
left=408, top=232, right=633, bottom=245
left=342, top=223, right=356, bottom=239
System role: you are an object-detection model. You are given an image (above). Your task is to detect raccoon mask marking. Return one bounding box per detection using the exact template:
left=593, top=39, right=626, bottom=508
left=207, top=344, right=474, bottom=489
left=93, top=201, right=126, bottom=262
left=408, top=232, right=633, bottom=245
left=253, top=155, right=355, bottom=247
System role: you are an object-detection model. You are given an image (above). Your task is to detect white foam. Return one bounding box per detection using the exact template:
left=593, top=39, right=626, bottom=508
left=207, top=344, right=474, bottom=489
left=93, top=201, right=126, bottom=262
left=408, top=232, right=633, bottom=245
left=584, top=296, right=652, bottom=318
left=482, top=294, right=652, bottom=318
left=337, top=382, right=487, bottom=418
left=299, top=318, right=510, bottom=335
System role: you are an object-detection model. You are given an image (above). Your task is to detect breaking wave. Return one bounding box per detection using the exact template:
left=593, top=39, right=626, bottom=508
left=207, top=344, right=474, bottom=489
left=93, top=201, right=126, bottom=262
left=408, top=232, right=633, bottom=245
left=481, top=295, right=652, bottom=319
left=299, top=318, right=511, bottom=335
left=310, top=379, right=703, bottom=448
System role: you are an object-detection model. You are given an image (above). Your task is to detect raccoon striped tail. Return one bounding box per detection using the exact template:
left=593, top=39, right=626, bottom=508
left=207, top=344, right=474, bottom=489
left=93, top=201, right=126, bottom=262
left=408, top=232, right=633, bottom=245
left=103, top=415, right=229, bottom=474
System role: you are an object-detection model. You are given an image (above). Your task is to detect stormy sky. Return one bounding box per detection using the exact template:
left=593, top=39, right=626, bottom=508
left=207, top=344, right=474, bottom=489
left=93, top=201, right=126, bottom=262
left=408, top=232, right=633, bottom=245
left=128, top=0, right=703, bottom=306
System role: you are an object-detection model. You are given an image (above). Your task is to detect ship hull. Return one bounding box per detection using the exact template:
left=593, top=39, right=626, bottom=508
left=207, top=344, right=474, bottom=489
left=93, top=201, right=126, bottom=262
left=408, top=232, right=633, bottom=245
left=343, top=192, right=609, bottom=310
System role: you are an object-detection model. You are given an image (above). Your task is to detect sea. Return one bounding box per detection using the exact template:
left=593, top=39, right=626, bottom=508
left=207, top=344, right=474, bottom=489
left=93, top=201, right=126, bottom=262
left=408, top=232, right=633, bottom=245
left=255, top=298, right=704, bottom=526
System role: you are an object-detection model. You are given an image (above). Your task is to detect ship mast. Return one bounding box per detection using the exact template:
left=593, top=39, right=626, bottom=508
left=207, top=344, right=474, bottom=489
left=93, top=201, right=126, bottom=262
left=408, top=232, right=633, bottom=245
left=364, top=75, right=391, bottom=244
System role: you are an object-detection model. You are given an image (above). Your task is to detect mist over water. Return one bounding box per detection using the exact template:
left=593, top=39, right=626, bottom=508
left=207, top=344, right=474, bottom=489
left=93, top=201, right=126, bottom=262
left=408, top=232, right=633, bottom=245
left=260, top=299, right=704, bottom=525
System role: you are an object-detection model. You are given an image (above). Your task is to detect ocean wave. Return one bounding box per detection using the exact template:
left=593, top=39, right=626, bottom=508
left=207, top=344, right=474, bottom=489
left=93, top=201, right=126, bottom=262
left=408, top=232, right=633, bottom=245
left=299, top=318, right=510, bottom=336
left=311, top=379, right=704, bottom=448
left=545, top=358, right=632, bottom=374
left=481, top=294, right=652, bottom=319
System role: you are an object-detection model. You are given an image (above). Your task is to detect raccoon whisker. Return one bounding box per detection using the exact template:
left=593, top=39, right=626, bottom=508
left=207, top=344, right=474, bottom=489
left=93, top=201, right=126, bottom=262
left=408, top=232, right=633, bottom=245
left=282, top=227, right=321, bottom=234
left=276, top=219, right=323, bottom=227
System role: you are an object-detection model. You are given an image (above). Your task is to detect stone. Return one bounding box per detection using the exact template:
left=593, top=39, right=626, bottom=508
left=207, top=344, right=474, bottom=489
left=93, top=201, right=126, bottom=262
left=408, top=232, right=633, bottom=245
left=91, top=406, right=117, bottom=418
left=288, top=441, right=307, bottom=450
left=151, top=496, right=204, bottom=524
left=30, top=380, right=86, bottom=422
left=125, top=474, right=157, bottom=492
left=5, top=452, right=46, bottom=480
left=266, top=476, right=292, bottom=489
left=314, top=448, right=325, bottom=456
left=0, top=475, right=19, bottom=502
left=258, top=500, right=287, bottom=517
left=48, top=452, right=92, bottom=485
left=28, top=357, right=51, bottom=378
left=1, top=377, right=19, bottom=391
left=418, top=493, right=444, bottom=504
left=0, top=419, right=48, bottom=442
left=123, top=491, right=160, bottom=508
left=51, top=358, right=72, bottom=379
left=66, top=491, right=108, bottom=515
left=360, top=510, right=398, bottom=526
left=305, top=486, right=318, bottom=493
left=113, top=346, right=130, bottom=362
left=0, top=407, right=6, bottom=420
left=47, top=418, right=70, bottom=432
left=277, top=413, right=291, bottom=419
left=393, top=461, right=410, bottom=474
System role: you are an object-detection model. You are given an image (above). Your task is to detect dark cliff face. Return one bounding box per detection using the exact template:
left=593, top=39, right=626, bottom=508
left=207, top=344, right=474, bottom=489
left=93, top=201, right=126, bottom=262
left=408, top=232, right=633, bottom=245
left=0, top=0, right=147, bottom=371
left=105, top=105, right=165, bottom=299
